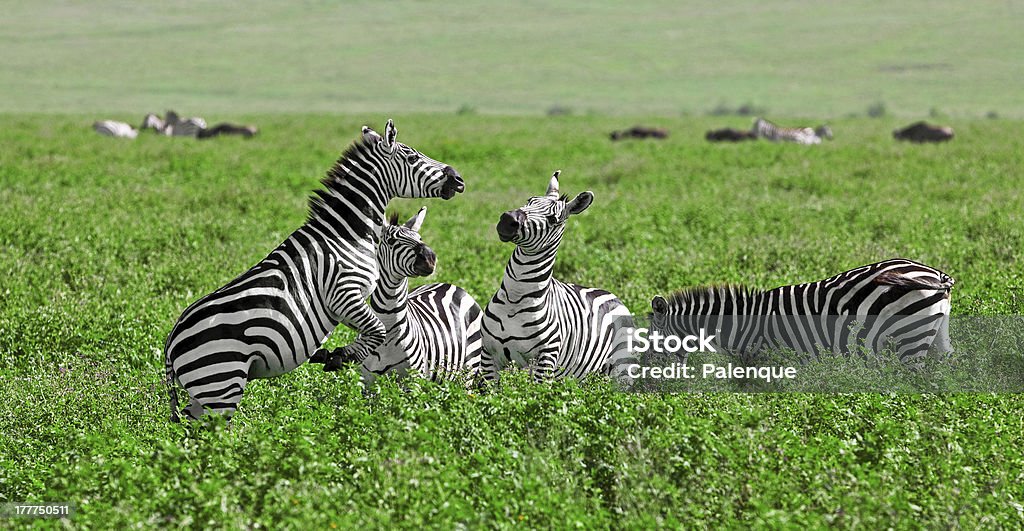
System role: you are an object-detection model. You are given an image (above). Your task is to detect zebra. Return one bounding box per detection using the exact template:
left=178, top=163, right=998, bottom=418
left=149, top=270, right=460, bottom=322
left=313, top=207, right=483, bottom=386
left=649, top=258, right=954, bottom=366
left=140, top=113, right=165, bottom=132
left=197, top=123, right=259, bottom=139
left=162, top=110, right=207, bottom=137
left=92, top=120, right=138, bottom=139
left=480, top=171, right=636, bottom=385
left=752, top=117, right=831, bottom=145
left=163, top=119, right=465, bottom=421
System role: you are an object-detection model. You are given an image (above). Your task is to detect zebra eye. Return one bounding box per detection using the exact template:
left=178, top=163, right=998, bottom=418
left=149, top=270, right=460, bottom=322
left=405, top=152, right=420, bottom=164
left=546, top=214, right=560, bottom=225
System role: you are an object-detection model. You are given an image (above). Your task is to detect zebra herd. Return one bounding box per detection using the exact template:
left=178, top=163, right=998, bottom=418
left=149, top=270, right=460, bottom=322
left=163, top=118, right=955, bottom=421
left=93, top=110, right=257, bottom=140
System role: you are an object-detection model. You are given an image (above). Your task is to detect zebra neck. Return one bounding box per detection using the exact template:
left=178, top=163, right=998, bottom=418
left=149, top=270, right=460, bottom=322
left=370, top=274, right=410, bottom=330
left=500, top=245, right=558, bottom=301
left=309, top=174, right=390, bottom=243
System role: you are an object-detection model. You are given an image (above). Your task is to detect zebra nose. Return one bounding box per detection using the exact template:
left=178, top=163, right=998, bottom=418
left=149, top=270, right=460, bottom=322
left=418, top=245, right=436, bottom=266
left=496, top=211, right=523, bottom=241
left=444, top=166, right=464, bottom=189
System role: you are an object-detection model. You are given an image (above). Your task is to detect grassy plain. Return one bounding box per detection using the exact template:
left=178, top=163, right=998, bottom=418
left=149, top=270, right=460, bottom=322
left=2, top=0, right=1023, bottom=117
left=1, top=114, right=1023, bottom=527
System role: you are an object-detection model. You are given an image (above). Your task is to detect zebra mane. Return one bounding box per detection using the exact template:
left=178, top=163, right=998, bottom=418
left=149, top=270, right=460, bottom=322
left=666, top=284, right=759, bottom=307
left=387, top=211, right=401, bottom=226
left=307, top=136, right=376, bottom=223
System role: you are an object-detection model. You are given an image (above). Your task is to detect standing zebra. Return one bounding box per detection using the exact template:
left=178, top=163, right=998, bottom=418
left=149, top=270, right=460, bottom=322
left=752, top=117, right=831, bottom=145
left=163, top=119, right=465, bottom=421
left=92, top=120, right=138, bottom=138
left=481, top=171, right=635, bottom=385
left=313, top=207, right=483, bottom=386
left=650, top=258, right=954, bottom=365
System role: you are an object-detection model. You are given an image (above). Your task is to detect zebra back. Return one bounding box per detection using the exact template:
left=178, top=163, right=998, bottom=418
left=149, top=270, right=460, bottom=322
left=652, top=259, right=954, bottom=364
left=93, top=120, right=138, bottom=138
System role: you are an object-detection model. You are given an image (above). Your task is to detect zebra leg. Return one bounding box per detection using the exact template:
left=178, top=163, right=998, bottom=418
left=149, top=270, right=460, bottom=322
left=531, top=347, right=559, bottom=382
left=324, top=301, right=386, bottom=372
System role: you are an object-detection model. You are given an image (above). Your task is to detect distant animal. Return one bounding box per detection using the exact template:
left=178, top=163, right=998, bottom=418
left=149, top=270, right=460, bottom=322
left=162, top=110, right=207, bottom=137
left=650, top=258, right=954, bottom=366
left=92, top=120, right=138, bottom=139
left=197, top=123, right=259, bottom=139
left=313, top=208, right=483, bottom=386
left=893, top=121, right=954, bottom=143
left=705, top=128, right=756, bottom=142
left=610, top=126, right=669, bottom=141
left=481, top=171, right=636, bottom=385
left=163, top=119, right=465, bottom=421
left=752, top=118, right=831, bottom=145
left=140, top=113, right=166, bottom=132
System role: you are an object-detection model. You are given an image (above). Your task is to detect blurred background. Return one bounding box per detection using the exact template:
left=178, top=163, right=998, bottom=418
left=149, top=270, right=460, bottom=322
left=3, top=0, right=1021, bottom=118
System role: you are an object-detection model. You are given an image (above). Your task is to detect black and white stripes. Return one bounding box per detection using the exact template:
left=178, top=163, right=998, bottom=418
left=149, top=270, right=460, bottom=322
left=480, top=171, right=635, bottom=385
left=163, top=119, right=464, bottom=421
left=650, top=259, right=954, bottom=365
left=753, top=117, right=832, bottom=145
left=324, top=208, right=483, bottom=385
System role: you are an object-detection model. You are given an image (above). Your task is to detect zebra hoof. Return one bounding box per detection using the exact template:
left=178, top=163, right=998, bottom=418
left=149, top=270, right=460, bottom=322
left=309, top=348, right=329, bottom=364
left=323, top=355, right=345, bottom=372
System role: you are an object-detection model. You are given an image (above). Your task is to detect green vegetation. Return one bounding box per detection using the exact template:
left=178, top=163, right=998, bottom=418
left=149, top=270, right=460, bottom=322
left=1, top=114, right=1023, bottom=527
left=3, top=1, right=1022, bottom=117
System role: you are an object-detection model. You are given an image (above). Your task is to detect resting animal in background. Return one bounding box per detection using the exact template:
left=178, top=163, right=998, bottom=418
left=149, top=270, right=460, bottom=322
left=140, top=113, right=165, bottom=132
left=650, top=258, right=954, bottom=367
left=162, top=110, right=207, bottom=137
left=311, top=208, right=483, bottom=386
left=480, top=171, right=636, bottom=386
left=752, top=117, right=832, bottom=145
left=893, top=121, right=954, bottom=143
left=92, top=120, right=138, bottom=139
left=162, top=119, right=465, bottom=421
left=705, top=128, right=756, bottom=142
left=610, top=126, right=669, bottom=141
left=197, top=123, right=259, bottom=139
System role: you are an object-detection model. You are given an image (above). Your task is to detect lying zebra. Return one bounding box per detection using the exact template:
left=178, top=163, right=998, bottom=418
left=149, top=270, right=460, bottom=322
left=93, top=120, right=138, bottom=139
left=650, top=258, right=954, bottom=366
left=163, top=119, right=465, bottom=421
left=481, top=171, right=636, bottom=385
left=312, top=207, right=483, bottom=386
left=752, top=118, right=832, bottom=145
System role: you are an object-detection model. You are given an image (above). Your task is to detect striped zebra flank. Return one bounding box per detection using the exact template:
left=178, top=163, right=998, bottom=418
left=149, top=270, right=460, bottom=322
left=163, top=119, right=465, bottom=421
left=319, top=208, right=483, bottom=386
left=163, top=110, right=208, bottom=137
left=92, top=120, right=138, bottom=139
left=752, top=117, right=831, bottom=145
left=481, top=171, right=636, bottom=386
left=650, top=258, right=954, bottom=366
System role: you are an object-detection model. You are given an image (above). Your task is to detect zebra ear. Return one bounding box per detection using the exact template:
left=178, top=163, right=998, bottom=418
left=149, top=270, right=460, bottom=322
left=404, top=206, right=427, bottom=232
left=546, top=170, right=561, bottom=199
left=384, top=119, right=398, bottom=154
left=566, top=191, right=593, bottom=216
left=362, top=125, right=382, bottom=144
left=652, top=296, right=668, bottom=314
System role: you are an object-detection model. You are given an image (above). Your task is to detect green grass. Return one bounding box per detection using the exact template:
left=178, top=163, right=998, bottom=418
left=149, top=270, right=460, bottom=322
left=2, top=1, right=1022, bottom=117
left=2, top=114, right=1024, bottom=527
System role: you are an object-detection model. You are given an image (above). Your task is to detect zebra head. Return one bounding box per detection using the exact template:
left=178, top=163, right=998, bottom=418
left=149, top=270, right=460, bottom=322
left=495, top=170, right=593, bottom=253
left=380, top=207, right=437, bottom=278
left=361, top=119, right=465, bottom=200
